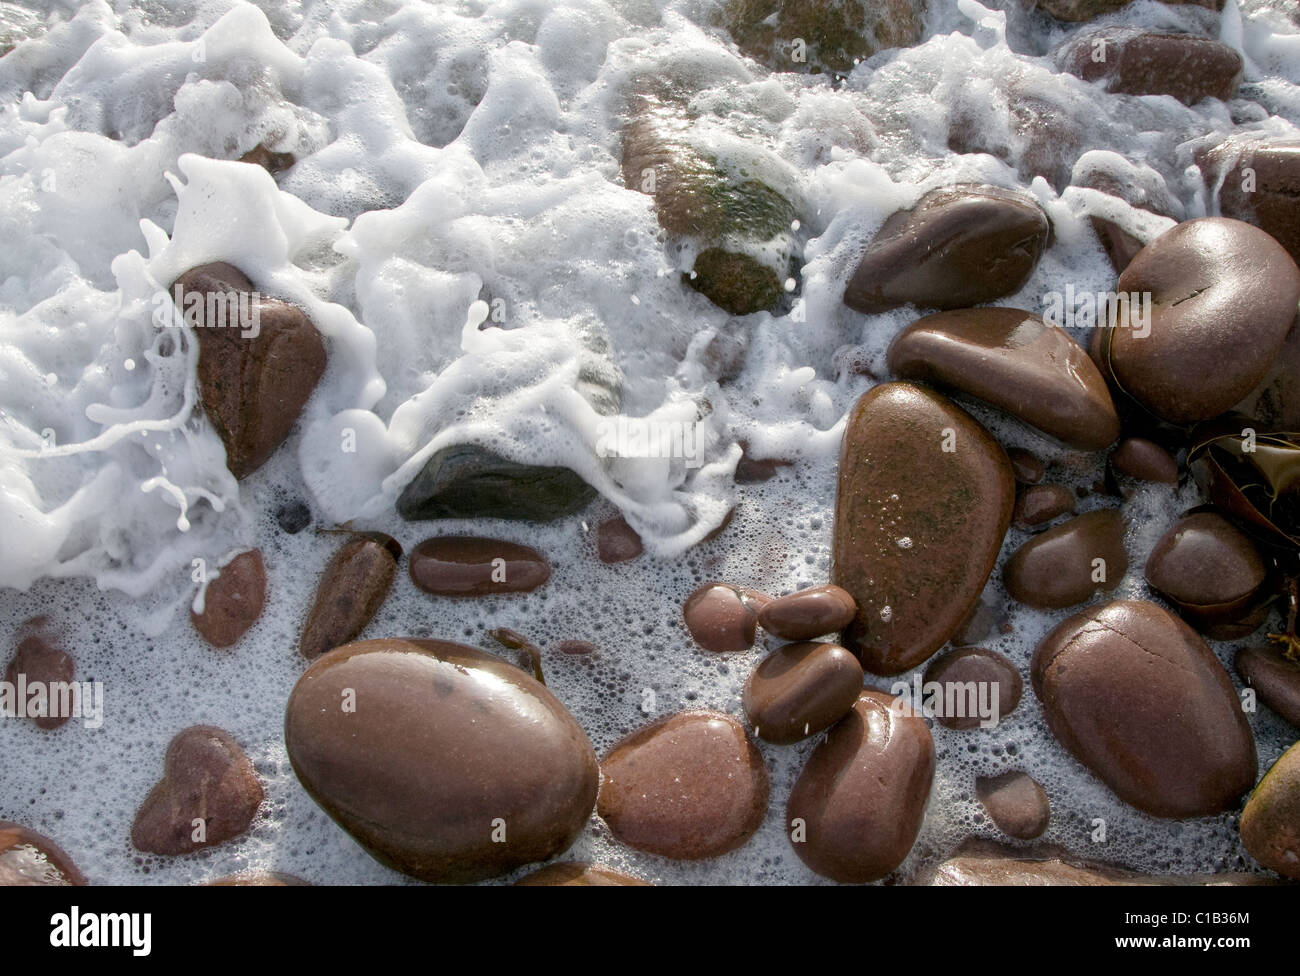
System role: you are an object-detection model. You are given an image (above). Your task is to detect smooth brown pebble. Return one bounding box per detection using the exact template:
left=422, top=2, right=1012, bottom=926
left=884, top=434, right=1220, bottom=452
left=131, top=725, right=263, bottom=855
left=1235, top=644, right=1300, bottom=729
left=922, top=646, right=1023, bottom=730
left=4, top=633, right=75, bottom=729
left=598, top=711, right=768, bottom=860
left=1007, top=447, right=1044, bottom=485
left=1013, top=484, right=1075, bottom=529
left=1004, top=509, right=1128, bottom=609
left=787, top=689, right=935, bottom=883
left=409, top=536, right=551, bottom=596
left=757, top=585, right=856, bottom=641
left=1032, top=599, right=1256, bottom=818
left=742, top=641, right=864, bottom=744
left=834, top=382, right=1015, bottom=675
left=1145, top=511, right=1269, bottom=630
left=1111, top=437, right=1179, bottom=484
left=285, top=638, right=597, bottom=882
left=191, top=549, right=266, bottom=649
left=597, top=515, right=642, bottom=563
left=683, top=583, right=757, bottom=652
left=300, top=533, right=400, bottom=659
left=976, top=772, right=1051, bottom=840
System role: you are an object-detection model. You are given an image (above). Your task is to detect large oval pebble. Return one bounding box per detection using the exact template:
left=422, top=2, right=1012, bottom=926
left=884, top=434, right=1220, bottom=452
left=787, top=689, right=935, bottom=883
left=285, top=638, right=598, bottom=882
left=834, top=382, right=1014, bottom=675
left=1098, top=218, right=1300, bottom=424
left=597, top=711, right=768, bottom=860
left=1031, top=599, right=1256, bottom=818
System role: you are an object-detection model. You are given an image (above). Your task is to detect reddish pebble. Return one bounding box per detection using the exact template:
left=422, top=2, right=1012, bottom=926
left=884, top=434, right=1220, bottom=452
left=1007, top=447, right=1044, bottom=485
left=597, top=516, right=643, bottom=563
left=757, top=584, right=857, bottom=641
left=743, top=641, right=864, bottom=744
left=557, top=640, right=598, bottom=656
left=1013, top=483, right=1076, bottom=530
left=598, top=711, right=769, bottom=859
left=4, top=632, right=76, bottom=730
left=410, top=537, right=551, bottom=596
left=131, top=725, right=264, bottom=855
left=0, top=821, right=87, bottom=886
left=683, top=583, right=758, bottom=652
left=1111, top=438, right=1178, bottom=484
left=191, top=549, right=267, bottom=649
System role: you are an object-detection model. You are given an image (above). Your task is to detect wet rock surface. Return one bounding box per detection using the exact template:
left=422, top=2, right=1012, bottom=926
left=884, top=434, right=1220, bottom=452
left=1032, top=600, right=1257, bottom=818
left=191, top=549, right=267, bottom=649
left=844, top=186, right=1050, bottom=314
left=1236, top=645, right=1300, bottom=729
left=743, top=641, right=864, bottom=744
left=598, top=711, right=769, bottom=860
left=131, top=725, right=263, bottom=856
left=0, top=821, right=87, bottom=886
left=1241, top=741, right=1300, bottom=879
left=976, top=772, right=1050, bottom=840
left=1110, top=437, right=1178, bottom=484
left=722, top=0, right=927, bottom=75
left=285, top=638, right=598, bottom=882
left=889, top=308, right=1119, bottom=449
left=173, top=263, right=326, bottom=480
left=300, top=533, right=401, bottom=660
left=1013, top=484, right=1076, bottom=530
left=756, top=584, right=856, bottom=641
left=409, top=536, right=551, bottom=596
left=684, top=583, right=759, bottom=652
left=1096, top=218, right=1300, bottom=425
left=1201, top=139, right=1300, bottom=264
left=4, top=631, right=76, bottom=730
left=1057, top=28, right=1243, bottom=105
left=834, top=382, right=1014, bottom=675
left=787, top=689, right=935, bottom=883
left=1145, top=511, right=1269, bottom=633
left=922, top=646, right=1023, bottom=730
left=397, top=444, right=596, bottom=522
left=1004, top=510, right=1128, bottom=609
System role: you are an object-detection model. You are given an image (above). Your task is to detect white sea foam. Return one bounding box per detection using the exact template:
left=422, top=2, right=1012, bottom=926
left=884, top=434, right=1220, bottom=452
left=0, top=0, right=1296, bottom=884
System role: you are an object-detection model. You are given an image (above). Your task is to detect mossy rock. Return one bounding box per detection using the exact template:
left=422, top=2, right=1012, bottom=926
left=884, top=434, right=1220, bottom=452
left=721, top=0, right=927, bottom=75
left=687, top=248, right=784, bottom=315
left=622, top=106, right=799, bottom=314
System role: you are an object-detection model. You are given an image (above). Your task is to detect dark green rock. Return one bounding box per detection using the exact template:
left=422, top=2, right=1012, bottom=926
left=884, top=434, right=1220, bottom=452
left=396, top=444, right=597, bottom=522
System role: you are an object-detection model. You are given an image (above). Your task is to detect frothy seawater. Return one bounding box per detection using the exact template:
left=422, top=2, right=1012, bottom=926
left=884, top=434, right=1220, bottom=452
left=0, top=0, right=1297, bottom=883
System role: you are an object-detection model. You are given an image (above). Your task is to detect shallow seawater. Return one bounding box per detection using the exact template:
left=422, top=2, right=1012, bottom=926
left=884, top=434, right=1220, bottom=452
left=0, top=0, right=1297, bottom=884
